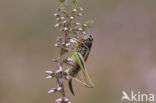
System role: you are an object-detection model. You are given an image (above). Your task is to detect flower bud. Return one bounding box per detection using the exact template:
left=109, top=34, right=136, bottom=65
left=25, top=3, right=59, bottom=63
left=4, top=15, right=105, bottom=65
left=82, top=31, right=86, bottom=34
left=48, top=89, right=55, bottom=94
left=78, top=28, right=82, bottom=31
left=46, top=76, right=52, bottom=80
left=62, top=20, right=67, bottom=24
left=65, top=76, right=71, bottom=80
left=64, top=68, right=69, bottom=74
left=70, top=38, right=77, bottom=44
left=56, top=18, right=60, bottom=21
left=67, top=58, right=73, bottom=62
left=45, top=70, right=53, bottom=74
left=54, top=43, right=59, bottom=47
left=54, top=13, right=59, bottom=17
left=83, top=24, right=87, bottom=27
left=76, top=22, right=80, bottom=25
left=56, top=98, right=63, bottom=103
left=52, top=59, right=57, bottom=62
left=67, top=62, right=74, bottom=66
left=78, top=13, right=82, bottom=16
left=57, top=87, right=62, bottom=92
left=64, top=97, right=69, bottom=102
left=65, top=43, right=71, bottom=47
left=79, top=7, right=83, bottom=11
left=61, top=17, right=65, bottom=20
left=56, top=66, right=63, bottom=74
left=54, top=23, right=59, bottom=27
left=64, top=27, right=68, bottom=31
left=59, top=66, right=63, bottom=70
left=58, top=79, right=63, bottom=86
left=70, top=16, right=74, bottom=20
left=73, top=9, right=77, bottom=12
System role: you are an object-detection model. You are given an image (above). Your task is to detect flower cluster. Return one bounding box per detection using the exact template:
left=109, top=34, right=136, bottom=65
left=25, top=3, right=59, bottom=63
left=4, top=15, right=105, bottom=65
left=45, top=66, right=71, bottom=103
left=54, top=7, right=93, bottom=35
left=53, top=0, right=93, bottom=49
left=45, top=0, right=93, bottom=103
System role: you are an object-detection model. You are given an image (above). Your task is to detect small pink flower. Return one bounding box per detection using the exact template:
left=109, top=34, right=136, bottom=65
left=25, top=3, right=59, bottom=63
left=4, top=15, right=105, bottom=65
left=46, top=76, right=52, bottom=80
left=65, top=43, right=71, bottom=47
left=78, top=13, right=82, bottom=16
left=78, top=28, right=82, bottom=31
left=57, top=87, right=62, bottom=92
left=64, top=27, right=68, bottom=31
left=62, top=20, right=67, bottom=24
left=82, top=31, right=86, bottom=34
left=54, top=43, right=59, bottom=47
left=56, top=98, right=63, bottom=103
left=64, top=68, right=69, bottom=74
left=70, top=16, right=74, bottom=20
left=70, top=38, right=77, bottom=44
left=61, top=17, right=65, bottom=20
left=67, top=62, right=74, bottom=66
left=67, top=58, right=73, bottom=62
left=61, top=42, right=65, bottom=46
left=58, top=79, right=63, bottom=85
left=54, top=23, right=59, bottom=27
left=45, top=70, right=53, bottom=74
left=58, top=66, right=63, bottom=70
left=54, top=13, right=59, bottom=17
left=65, top=76, right=71, bottom=80
left=56, top=66, right=63, bottom=74
left=73, top=9, right=77, bottom=12
left=83, top=24, right=87, bottom=27
left=76, top=22, right=80, bottom=25
left=64, top=97, right=69, bottom=102
left=79, top=7, right=83, bottom=11
left=48, top=89, right=55, bottom=94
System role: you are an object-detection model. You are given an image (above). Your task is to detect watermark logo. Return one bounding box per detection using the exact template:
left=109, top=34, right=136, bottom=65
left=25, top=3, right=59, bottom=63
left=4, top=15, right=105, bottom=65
left=121, top=91, right=154, bottom=102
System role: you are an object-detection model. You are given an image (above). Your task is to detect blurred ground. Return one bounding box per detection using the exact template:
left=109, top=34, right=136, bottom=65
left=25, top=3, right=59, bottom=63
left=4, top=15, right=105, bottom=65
left=0, top=0, right=156, bottom=103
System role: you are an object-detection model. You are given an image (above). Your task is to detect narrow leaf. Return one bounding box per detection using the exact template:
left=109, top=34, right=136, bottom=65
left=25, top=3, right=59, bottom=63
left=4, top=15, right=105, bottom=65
left=73, top=0, right=78, bottom=8
left=86, top=20, right=94, bottom=28
left=59, top=0, right=65, bottom=7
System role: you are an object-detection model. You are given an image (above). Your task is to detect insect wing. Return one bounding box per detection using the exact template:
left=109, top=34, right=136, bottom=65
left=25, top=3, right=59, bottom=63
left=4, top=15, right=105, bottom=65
left=73, top=52, right=94, bottom=88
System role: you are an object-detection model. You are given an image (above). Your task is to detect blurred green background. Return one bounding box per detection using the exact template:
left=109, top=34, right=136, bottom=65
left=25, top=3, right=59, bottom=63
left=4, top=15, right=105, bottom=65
left=0, top=0, right=156, bottom=103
